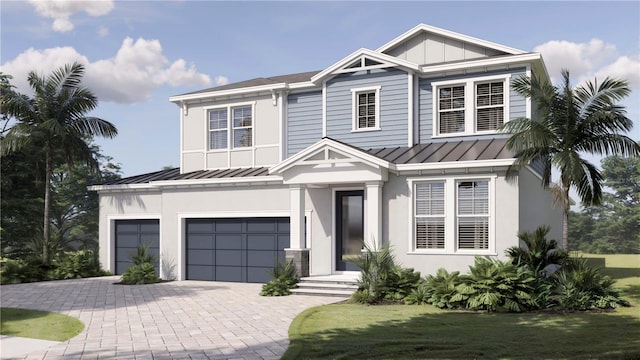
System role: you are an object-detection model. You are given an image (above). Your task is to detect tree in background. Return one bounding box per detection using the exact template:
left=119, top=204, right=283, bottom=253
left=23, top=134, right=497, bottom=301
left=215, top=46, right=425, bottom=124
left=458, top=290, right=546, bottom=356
left=501, top=70, right=640, bottom=251
left=570, top=156, right=640, bottom=253
left=1, top=62, right=118, bottom=263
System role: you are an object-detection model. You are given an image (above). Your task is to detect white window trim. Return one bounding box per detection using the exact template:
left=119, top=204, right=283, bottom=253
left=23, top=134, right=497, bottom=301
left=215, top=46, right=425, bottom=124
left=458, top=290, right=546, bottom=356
left=204, top=101, right=256, bottom=153
left=431, top=74, right=511, bottom=138
left=351, top=86, right=381, bottom=132
left=407, top=175, right=496, bottom=255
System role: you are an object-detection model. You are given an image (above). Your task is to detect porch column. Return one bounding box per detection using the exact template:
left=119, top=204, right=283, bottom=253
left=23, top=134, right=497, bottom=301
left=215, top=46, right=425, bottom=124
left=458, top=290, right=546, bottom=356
left=285, top=184, right=309, bottom=277
left=365, top=181, right=383, bottom=250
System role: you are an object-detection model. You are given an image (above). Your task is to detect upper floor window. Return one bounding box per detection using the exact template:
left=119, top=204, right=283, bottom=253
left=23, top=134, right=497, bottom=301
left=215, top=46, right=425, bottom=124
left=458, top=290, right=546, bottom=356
left=432, top=74, right=510, bottom=137
left=207, top=104, right=253, bottom=150
left=351, top=86, right=381, bottom=131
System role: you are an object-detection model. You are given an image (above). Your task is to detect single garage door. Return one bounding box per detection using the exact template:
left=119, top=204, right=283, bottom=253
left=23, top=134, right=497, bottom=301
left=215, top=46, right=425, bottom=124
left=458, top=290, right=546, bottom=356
left=115, top=219, right=160, bottom=275
left=186, top=218, right=290, bottom=283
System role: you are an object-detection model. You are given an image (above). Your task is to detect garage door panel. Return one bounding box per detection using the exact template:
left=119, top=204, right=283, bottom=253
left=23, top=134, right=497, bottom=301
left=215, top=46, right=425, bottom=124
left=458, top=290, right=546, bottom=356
left=216, top=235, right=242, bottom=249
left=115, top=220, right=160, bottom=275
left=188, top=235, right=214, bottom=249
left=140, top=234, right=159, bottom=246
left=247, top=267, right=272, bottom=283
left=116, top=234, right=139, bottom=248
left=188, top=265, right=214, bottom=281
left=188, top=250, right=214, bottom=265
left=216, top=266, right=243, bottom=282
left=247, top=250, right=277, bottom=267
left=186, top=217, right=289, bottom=283
left=215, top=221, right=242, bottom=233
left=247, top=234, right=276, bottom=250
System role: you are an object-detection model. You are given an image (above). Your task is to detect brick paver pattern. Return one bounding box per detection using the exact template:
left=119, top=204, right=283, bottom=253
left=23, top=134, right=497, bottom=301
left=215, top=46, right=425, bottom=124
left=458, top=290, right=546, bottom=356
left=0, top=276, right=343, bottom=359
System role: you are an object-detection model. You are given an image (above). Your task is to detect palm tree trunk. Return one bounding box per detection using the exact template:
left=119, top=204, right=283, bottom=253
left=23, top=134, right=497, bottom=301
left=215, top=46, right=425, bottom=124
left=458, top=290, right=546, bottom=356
left=562, top=185, right=570, bottom=252
left=43, top=146, right=52, bottom=264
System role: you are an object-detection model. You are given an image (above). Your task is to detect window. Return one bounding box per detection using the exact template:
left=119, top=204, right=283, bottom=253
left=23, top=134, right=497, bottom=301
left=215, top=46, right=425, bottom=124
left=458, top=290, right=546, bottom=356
left=432, top=75, right=510, bottom=137
left=414, top=182, right=445, bottom=249
left=457, top=180, right=489, bottom=250
left=476, top=82, right=504, bottom=131
left=232, top=106, right=252, bottom=148
left=351, top=86, right=380, bottom=131
left=209, top=109, right=228, bottom=149
left=207, top=104, right=253, bottom=150
left=438, top=86, right=465, bottom=134
left=411, top=177, right=493, bottom=253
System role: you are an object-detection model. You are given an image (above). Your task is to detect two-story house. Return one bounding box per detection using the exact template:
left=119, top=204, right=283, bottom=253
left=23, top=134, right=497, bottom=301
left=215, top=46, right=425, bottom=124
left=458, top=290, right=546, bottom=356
left=91, top=24, right=562, bottom=283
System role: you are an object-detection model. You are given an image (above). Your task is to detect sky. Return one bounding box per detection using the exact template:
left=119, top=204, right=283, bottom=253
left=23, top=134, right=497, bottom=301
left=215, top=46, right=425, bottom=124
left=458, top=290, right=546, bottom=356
left=1, top=0, right=639, bottom=177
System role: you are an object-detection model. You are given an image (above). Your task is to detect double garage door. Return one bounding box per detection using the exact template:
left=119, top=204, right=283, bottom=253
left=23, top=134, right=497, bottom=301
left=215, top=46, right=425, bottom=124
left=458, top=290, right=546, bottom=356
left=186, top=218, right=290, bottom=283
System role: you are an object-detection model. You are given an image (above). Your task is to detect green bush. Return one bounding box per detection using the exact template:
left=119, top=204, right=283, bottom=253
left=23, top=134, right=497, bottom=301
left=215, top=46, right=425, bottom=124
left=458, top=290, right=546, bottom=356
left=130, top=244, right=156, bottom=266
left=350, top=243, right=396, bottom=303
left=384, top=266, right=422, bottom=301
left=452, top=257, right=538, bottom=312
left=422, top=268, right=463, bottom=309
left=0, top=257, right=48, bottom=284
left=51, top=249, right=109, bottom=280
left=260, top=260, right=298, bottom=296
left=404, top=284, right=430, bottom=305
left=506, top=226, right=569, bottom=278
left=120, top=263, right=158, bottom=285
left=551, top=257, right=629, bottom=310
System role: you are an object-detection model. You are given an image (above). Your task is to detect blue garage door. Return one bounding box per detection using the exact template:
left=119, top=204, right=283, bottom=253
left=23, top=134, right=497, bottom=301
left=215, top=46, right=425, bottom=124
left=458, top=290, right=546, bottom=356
left=186, top=218, right=290, bottom=283
left=115, top=219, right=160, bottom=275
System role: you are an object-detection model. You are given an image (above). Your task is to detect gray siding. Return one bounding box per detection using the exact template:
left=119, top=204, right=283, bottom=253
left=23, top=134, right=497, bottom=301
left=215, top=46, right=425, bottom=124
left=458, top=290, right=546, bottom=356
left=326, top=68, right=408, bottom=148
left=418, top=67, right=527, bottom=143
left=287, top=91, right=322, bottom=157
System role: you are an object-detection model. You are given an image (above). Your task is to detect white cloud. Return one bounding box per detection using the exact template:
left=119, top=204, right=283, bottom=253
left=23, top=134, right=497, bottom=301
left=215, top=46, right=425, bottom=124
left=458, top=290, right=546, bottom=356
left=98, top=26, right=109, bottom=37
left=534, top=38, right=639, bottom=88
left=1, top=37, right=214, bottom=104
left=215, top=75, right=229, bottom=86
left=27, top=0, right=114, bottom=33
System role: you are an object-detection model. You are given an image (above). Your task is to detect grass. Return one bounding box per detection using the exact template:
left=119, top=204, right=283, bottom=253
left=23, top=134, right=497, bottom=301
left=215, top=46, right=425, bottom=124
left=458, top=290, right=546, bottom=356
left=283, top=254, right=640, bottom=360
left=0, top=308, right=84, bottom=341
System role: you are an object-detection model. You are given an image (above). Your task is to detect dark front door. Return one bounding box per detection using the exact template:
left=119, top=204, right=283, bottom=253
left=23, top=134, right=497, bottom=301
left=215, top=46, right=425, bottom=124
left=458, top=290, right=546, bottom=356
left=336, top=190, right=364, bottom=271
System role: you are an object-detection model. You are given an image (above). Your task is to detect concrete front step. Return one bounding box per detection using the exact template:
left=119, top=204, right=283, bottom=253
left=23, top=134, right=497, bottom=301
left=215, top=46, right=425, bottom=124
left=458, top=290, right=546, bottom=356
left=296, top=282, right=358, bottom=290
left=292, top=275, right=360, bottom=297
left=290, top=287, right=355, bottom=297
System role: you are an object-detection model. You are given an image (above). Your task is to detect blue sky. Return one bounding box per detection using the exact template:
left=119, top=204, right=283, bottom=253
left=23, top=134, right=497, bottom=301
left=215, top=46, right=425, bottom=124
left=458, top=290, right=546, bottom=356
left=2, top=1, right=639, bottom=177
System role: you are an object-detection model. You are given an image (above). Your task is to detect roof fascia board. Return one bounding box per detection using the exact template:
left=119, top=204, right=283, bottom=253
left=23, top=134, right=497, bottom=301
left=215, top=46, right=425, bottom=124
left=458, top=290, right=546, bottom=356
left=90, top=175, right=284, bottom=192
left=310, top=48, right=420, bottom=84
left=420, top=53, right=542, bottom=74
left=377, top=23, right=526, bottom=55
left=394, top=158, right=515, bottom=172
left=88, top=184, right=156, bottom=191
left=169, top=83, right=288, bottom=103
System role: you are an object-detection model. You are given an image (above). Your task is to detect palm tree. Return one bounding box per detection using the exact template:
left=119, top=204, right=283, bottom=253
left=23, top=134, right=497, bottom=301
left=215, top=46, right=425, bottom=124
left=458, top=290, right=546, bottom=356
left=1, top=62, right=117, bottom=263
left=500, top=69, right=639, bottom=251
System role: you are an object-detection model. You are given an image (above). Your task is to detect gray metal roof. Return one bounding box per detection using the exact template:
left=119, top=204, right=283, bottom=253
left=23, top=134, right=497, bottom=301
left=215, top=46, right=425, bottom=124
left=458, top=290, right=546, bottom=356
left=364, top=138, right=513, bottom=164
left=103, top=167, right=270, bottom=186
left=177, top=71, right=320, bottom=96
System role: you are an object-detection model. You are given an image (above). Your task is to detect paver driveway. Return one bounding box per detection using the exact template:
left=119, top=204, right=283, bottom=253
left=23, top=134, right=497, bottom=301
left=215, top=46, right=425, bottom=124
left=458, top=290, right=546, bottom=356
left=0, top=276, right=343, bottom=359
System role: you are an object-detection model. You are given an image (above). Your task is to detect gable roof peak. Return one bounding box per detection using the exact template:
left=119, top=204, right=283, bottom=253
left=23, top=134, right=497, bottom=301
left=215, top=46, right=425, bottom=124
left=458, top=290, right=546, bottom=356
left=377, top=23, right=526, bottom=56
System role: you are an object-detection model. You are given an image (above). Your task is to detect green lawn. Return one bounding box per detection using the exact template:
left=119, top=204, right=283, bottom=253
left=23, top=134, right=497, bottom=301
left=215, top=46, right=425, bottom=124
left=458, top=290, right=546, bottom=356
left=283, top=254, right=640, bottom=360
left=0, top=308, right=84, bottom=341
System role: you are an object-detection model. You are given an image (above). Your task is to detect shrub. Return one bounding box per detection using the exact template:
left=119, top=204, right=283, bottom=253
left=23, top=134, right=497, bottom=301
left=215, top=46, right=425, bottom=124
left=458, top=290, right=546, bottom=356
left=422, top=268, right=463, bottom=309
left=384, top=266, right=422, bottom=301
left=0, top=257, right=47, bottom=284
left=51, top=249, right=109, bottom=280
left=551, top=257, right=629, bottom=310
left=506, top=226, right=569, bottom=278
left=452, top=257, right=538, bottom=312
left=350, top=243, right=396, bottom=303
left=120, top=263, right=158, bottom=285
left=404, top=284, right=431, bottom=305
left=131, top=244, right=156, bottom=266
left=260, top=260, right=298, bottom=296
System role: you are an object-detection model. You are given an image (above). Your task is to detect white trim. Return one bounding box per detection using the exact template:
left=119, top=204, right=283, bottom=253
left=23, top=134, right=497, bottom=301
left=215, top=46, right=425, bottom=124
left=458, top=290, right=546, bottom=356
left=395, top=158, right=515, bottom=172
left=279, top=91, right=286, bottom=162
left=407, top=72, right=414, bottom=147
left=179, top=102, right=184, bottom=173
left=407, top=174, right=497, bottom=255
left=421, top=53, right=541, bottom=75
left=150, top=175, right=283, bottom=187
left=376, top=24, right=526, bottom=55
left=107, top=214, right=161, bottom=277
left=431, top=74, right=511, bottom=138
left=322, top=80, right=327, bottom=137
left=169, top=83, right=288, bottom=103
left=331, top=186, right=365, bottom=274
left=351, top=86, right=381, bottom=132
left=525, top=65, right=532, bottom=119
left=89, top=184, right=157, bottom=191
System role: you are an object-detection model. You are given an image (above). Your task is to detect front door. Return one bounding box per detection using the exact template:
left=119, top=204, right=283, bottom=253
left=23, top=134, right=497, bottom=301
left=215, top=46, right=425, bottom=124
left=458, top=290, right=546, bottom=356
left=335, top=190, right=364, bottom=271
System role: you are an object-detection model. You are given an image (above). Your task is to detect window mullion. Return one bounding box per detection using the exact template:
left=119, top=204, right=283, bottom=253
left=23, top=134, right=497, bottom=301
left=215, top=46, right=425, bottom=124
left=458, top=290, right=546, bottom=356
left=445, top=179, right=455, bottom=253
left=465, top=80, right=474, bottom=134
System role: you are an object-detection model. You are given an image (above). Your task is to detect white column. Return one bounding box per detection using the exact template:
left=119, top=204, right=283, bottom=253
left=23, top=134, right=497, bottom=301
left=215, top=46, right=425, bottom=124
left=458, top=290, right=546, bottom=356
left=289, top=184, right=306, bottom=249
left=365, top=181, right=383, bottom=250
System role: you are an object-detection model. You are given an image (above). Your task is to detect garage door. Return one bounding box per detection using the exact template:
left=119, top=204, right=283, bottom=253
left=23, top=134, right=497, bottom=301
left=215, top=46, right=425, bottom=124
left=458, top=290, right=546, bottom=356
left=186, top=218, right=290, bottom=283
left=115, top=219, right=160, bottom=275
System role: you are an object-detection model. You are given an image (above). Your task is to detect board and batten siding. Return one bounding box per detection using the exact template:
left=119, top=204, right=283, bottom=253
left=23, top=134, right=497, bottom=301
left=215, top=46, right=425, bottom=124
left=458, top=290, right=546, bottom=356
left=287, top=91, right=323, bottom=157
left=325, top=68, right=408, bottom=149
left=418, top=67, right=527, bottom=143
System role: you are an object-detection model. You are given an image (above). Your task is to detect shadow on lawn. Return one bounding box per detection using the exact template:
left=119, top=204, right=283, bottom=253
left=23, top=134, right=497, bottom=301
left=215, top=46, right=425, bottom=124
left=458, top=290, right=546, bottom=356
left=284, top=309, right=640, bottom=360
left=602, top=267, right=640, bottom=280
